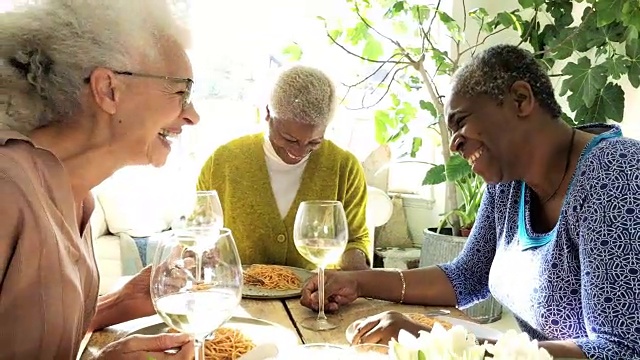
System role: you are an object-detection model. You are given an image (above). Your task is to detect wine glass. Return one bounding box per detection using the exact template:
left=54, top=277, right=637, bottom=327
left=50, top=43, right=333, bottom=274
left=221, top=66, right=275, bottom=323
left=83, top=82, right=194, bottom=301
left=172, top=190, right=224, bottom=232
left=150, top=228, right=242, bottom=360
left=293, top=200, right=348, bottom=331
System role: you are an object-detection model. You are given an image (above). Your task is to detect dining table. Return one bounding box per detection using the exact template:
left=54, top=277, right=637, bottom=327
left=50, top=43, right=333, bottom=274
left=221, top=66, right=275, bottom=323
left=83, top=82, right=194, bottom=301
left=80, top=296, right=471, bottom=359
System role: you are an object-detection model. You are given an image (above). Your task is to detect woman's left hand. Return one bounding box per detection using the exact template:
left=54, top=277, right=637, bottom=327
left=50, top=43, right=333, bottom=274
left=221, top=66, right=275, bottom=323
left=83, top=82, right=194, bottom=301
left=350, top=311, right=425, bottom=345
left=118, top=266, right=155, bottom=320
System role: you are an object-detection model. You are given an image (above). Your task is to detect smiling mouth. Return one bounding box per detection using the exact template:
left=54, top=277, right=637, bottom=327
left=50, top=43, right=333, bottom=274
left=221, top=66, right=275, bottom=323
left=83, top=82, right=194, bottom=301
left=158, top=128, right=180, bottom=147
left=467, top=146, right=484, bottom=166
left=286, top=150, right=304, bottom=161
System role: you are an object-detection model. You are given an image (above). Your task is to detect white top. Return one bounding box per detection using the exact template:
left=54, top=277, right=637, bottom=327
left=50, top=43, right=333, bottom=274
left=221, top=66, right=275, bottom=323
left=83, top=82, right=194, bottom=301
left=263, top=135, right=310, bottom=218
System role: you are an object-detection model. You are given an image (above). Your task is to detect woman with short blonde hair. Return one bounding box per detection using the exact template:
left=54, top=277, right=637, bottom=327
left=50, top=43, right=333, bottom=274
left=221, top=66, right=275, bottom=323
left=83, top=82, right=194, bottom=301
left=198, top=65, right=371, bottom=270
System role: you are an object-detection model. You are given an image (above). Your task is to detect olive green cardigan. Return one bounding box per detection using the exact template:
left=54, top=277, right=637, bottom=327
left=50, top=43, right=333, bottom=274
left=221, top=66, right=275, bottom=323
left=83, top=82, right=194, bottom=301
left=196, top=133, right=370, bottom=269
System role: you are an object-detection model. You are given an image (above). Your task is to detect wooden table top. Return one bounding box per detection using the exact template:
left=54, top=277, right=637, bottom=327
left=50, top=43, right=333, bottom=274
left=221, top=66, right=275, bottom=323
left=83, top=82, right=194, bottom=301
left=81, top=297, right=469, bottom=359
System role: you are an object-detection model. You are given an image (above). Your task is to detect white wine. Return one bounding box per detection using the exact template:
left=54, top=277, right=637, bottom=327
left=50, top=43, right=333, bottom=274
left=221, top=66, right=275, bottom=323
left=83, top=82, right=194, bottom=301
left=155, top=289, right=239, bottom=337
left=295, top=238, right=346, bottom=267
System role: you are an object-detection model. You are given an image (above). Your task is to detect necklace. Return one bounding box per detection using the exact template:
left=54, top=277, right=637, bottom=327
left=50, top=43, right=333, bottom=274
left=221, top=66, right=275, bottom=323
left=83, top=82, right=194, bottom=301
left=541, top=128, right=576, bottom=204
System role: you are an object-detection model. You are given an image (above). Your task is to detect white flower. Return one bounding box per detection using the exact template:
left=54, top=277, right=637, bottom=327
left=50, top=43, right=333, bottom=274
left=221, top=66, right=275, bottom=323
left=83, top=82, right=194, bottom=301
left=389, top=323, right=553, bottom=360
left=484, top=330, right=553, bottom=360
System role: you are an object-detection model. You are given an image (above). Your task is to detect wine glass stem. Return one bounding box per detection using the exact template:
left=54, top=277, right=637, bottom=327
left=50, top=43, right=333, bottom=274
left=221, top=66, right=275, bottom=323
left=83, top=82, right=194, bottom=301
left=317, top=265, right=328, bottom=321
left=194, top=336, right=205, bottom=360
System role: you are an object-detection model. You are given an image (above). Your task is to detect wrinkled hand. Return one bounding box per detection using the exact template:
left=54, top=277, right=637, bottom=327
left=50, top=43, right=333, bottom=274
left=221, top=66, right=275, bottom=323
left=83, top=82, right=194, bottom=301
left=97, top=333, right=193, bottom=360
left=300, top=270, right=359, bottom=312
left=118, top=266, right=156, bottom=321
left=350, top=311, right=424, bottom=345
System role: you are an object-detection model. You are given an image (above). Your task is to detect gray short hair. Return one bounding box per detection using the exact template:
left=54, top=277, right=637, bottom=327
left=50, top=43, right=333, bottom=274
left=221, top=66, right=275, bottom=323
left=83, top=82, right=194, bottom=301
left=269, top=65, right=337, bottom=126
left=0, top=0, right=190, bottom=133
left=451, top=44, right=562, bottom=119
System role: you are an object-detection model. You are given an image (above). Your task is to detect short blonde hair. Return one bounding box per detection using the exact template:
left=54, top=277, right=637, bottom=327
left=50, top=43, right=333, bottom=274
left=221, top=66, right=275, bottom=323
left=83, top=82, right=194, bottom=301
left=269, top=65, right=337, bottom=126
left=0, top=0, right=190, bottom=133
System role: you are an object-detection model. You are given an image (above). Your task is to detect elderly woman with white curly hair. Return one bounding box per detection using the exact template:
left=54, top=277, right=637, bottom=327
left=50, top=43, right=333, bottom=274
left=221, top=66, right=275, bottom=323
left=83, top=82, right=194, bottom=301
left=197, top=65, right=370, bottom=270
left=0, top=0, right=199, bottom=358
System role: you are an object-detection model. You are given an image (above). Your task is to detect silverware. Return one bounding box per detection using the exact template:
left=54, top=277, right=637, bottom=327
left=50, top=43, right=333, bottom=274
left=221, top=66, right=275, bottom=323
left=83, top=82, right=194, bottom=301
left=424, top=309, right=451, bottom=317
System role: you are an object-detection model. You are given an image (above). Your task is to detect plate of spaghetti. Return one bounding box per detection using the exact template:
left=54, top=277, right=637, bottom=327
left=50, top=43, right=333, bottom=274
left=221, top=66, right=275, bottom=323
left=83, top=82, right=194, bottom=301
left=128, top=316, right=299, bottom=360
left=345, top=314, right=502, bottom=344
left=242, top=264, right=313, bottom=299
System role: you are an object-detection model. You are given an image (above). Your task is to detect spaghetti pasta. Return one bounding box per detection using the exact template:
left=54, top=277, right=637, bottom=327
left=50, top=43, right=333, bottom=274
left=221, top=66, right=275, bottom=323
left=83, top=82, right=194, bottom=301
left=204, top=327, right=256, bottom=360
left=405, top=313, right=453, bottom=330
left=243, top=264, right=301, bottom=291
left=168, top=327, right=255, bottom=360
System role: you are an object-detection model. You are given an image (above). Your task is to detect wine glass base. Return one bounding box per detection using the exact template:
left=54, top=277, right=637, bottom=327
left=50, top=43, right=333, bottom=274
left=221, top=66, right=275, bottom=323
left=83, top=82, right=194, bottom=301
left=299, top=316, right=338, bottom=331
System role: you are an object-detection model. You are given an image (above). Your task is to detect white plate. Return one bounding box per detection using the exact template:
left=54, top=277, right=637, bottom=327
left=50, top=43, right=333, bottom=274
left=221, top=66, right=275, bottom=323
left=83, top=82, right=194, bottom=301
left=128, top=316, right=298, bottom=358
left=345, top=315, right=503, bottom=344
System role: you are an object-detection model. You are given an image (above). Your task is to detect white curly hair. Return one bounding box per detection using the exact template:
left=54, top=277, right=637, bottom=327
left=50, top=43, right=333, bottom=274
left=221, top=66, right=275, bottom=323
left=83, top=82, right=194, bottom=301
left=269, top=65, right=337, bottom=126
left=0, top=0, right=190, bottom=134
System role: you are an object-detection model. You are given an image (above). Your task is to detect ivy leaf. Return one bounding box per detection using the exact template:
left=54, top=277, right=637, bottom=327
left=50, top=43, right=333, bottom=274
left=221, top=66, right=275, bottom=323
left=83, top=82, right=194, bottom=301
left=362, top=36, right=384, bottom=61
left=282, top=43, right=303, bottom=61
left=607, top=55, right=630, bottom=80
left=559, top=57, right=608, bottom=108
left=423, top=164, right=446, bottom=185
left=386, top=1, right=406, bottom=17
left=445, top=154, right=472, bottom=182
left=419, top=100, right=438, bottom=118
left=468, top=7, right=489, bottom=23
left=574, top=83, right=625, bottom=124
left=626, top=38, right=640, bottom=87
left=595, top=0, right=624, bottom=26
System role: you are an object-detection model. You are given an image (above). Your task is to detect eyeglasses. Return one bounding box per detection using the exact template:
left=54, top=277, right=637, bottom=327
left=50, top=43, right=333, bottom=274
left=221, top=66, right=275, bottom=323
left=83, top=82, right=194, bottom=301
left=84, top=70, right=194, bottom=110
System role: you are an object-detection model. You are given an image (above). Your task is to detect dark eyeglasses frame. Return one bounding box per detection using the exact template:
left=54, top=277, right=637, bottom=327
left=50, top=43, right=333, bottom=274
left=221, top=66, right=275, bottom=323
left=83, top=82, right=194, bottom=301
left=84, top=70, right=194, bottom=110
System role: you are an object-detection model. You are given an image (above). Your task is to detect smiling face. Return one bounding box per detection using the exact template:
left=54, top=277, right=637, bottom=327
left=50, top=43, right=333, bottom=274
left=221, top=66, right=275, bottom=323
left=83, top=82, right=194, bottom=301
left=446, top=88, right=530, bottom=184
left=101, top=40, right=200, bottom=167
left=267, top=112, right=326, bottom=164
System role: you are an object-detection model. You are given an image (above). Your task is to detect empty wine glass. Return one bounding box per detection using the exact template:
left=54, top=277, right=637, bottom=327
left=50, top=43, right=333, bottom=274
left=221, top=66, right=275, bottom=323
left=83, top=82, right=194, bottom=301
left=172, top=190, right=224, bottom=232
left=293, top=200, right=348, bottom=331
left=150, top=228, right=242, bottom=360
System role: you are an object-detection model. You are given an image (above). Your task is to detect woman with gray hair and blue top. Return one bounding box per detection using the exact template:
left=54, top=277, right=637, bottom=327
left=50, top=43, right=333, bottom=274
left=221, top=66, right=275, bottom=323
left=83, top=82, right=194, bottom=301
left=197, top=65, right=371, bottom=270
left=301, top=44, right=640, bottom=359
left=0, top=0, right=199, bottom=358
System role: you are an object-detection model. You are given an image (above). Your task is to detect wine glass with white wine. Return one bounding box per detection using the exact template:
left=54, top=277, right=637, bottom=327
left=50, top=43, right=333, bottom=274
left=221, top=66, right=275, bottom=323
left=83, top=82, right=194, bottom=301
left=150, top=226, right=242, bottom=360
left=293, top=200, right=348, bottom=331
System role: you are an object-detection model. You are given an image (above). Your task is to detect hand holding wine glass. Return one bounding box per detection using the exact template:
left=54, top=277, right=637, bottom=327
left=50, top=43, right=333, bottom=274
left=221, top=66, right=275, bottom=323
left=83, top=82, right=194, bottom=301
left=151, top=190, right=241, bottom=360
left=294, top=200, right=348, bottom=331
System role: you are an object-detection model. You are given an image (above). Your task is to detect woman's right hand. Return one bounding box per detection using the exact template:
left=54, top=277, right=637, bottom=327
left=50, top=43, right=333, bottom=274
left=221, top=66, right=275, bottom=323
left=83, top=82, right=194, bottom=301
left=300, top=270, right=360, bottom=312
left=97, top=333, right=194, bottom=359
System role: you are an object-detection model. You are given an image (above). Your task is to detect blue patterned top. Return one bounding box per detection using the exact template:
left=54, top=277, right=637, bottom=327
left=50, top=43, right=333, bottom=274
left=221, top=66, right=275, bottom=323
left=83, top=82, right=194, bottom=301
left=439, top=124, right=640, bottom=359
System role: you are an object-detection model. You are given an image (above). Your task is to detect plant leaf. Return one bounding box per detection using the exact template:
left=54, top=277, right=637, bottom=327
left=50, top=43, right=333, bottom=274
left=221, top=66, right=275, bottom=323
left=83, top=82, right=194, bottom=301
left=559, top=57, right=608, bottom=108
left=626, top=38, right=640, bottom=87
left=607, top=55, right=630, bottom=80
left=346, top=23, right=369, bottom=45
left=622, top=1, right=640, bottom=30
left=423, top=164, right=446, bottom=185
left=419, top=100, right=438, bottom=118
left=411, top=137, right=422, bottom=157
left=574, top=83, right=625, bottom=124
left=374, top=110, right=391, bottom=144
left=282, top=43, right=303, bottom=61
left=595, top=0, right=624, bottom=27
left=362, top=36, right=384, bottom=61
left=445, top=154, right=471, bottom=182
